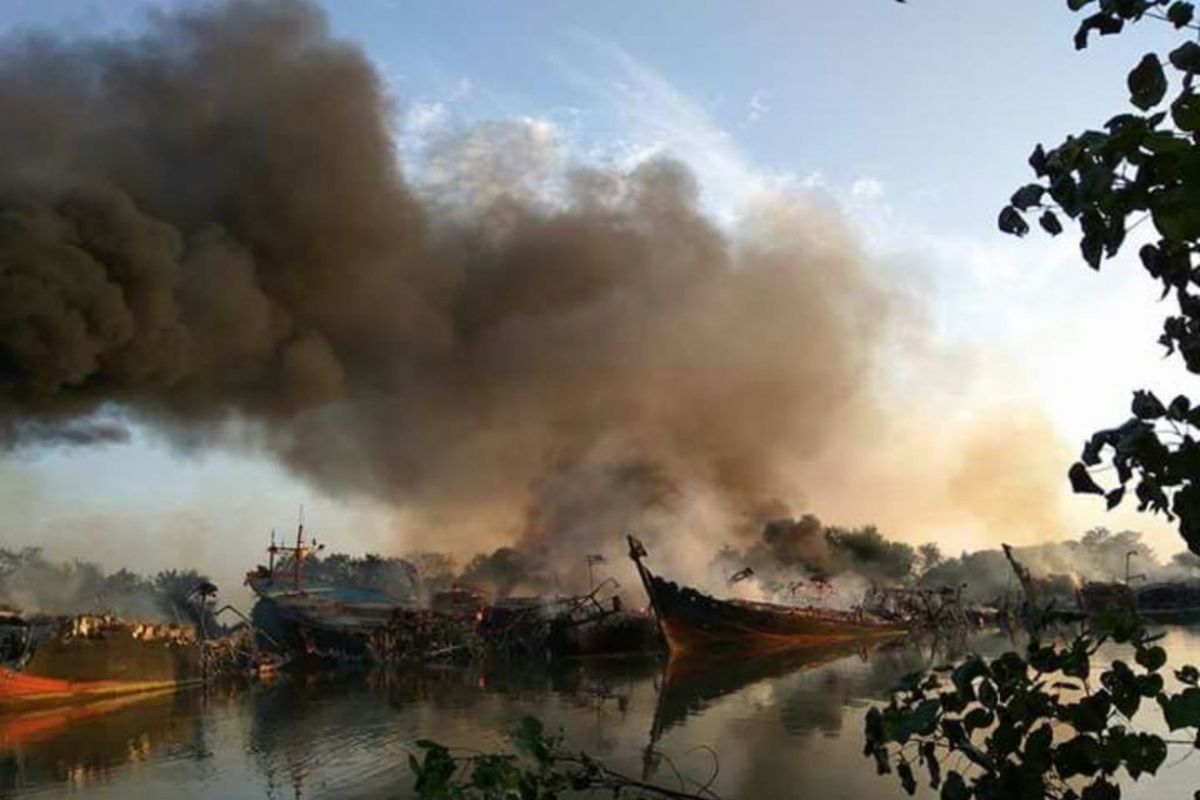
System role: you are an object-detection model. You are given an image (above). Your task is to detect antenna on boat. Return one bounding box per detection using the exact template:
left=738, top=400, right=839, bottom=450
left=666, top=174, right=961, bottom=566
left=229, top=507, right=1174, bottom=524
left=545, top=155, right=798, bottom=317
left=294, top=505, right=306, bottom=589
left=268, top=528, right=278, bottom=577
left=585, top=554, right=607, bottom=591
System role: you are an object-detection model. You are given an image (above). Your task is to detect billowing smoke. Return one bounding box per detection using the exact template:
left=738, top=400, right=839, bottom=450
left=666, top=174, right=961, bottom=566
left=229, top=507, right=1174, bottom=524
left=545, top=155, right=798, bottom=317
left=0, top=546, right=212, bottom=622
left=0, top=1, right=1070, bottom=592
left=1, top=417, right=130, bottom=448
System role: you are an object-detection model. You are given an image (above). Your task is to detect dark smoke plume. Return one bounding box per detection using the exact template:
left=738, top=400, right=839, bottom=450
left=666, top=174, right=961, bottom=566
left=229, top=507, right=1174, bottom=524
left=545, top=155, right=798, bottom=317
left=0, top=1, right=1066, bottom=587
left=1, top=416, right=130, bottom=448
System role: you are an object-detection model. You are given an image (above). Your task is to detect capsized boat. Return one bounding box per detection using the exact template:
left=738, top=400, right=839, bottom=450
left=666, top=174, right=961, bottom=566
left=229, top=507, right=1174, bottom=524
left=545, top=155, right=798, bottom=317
left=0, top=610, right=203, bottom=710
left=627, top=536, right=906, bottom=654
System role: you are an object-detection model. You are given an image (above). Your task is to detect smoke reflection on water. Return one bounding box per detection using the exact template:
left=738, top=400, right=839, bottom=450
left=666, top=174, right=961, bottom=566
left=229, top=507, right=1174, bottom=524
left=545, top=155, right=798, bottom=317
left=4, top=627, right=1200, bottom=799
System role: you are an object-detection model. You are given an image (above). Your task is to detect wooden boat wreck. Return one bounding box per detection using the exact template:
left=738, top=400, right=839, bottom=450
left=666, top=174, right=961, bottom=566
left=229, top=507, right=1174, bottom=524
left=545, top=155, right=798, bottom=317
left=0, top=610, right=203, bottom=710
left=627, top=536, right=906, bottom=654
left=245, top=524, right=412, bottom=661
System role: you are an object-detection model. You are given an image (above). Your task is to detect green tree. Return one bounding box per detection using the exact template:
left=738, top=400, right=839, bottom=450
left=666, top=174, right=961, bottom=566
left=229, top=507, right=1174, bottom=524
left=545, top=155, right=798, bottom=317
left=999, top=0, right=1200, bottom=554
left=868, top=4, right=1200, bottom=799
left=918, top=543, right=945, bottom=575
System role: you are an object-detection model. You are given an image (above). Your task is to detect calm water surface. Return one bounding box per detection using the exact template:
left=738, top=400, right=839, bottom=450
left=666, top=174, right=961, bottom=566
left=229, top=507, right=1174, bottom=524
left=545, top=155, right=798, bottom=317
left=4, top=627, right=1200, bottom=799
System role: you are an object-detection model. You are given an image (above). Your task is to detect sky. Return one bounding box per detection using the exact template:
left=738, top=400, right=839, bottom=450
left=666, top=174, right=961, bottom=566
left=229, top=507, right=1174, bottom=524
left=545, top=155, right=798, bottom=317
left=0, top=0, right=1194, bottom=594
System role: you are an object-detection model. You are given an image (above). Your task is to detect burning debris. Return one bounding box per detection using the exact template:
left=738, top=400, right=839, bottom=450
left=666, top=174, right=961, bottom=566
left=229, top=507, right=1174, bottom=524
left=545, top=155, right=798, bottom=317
left=706, top=514, right=921, bottom=609
left=859, top=585, right=980, bottom=630
left=243, top=526, right=662, bottom=667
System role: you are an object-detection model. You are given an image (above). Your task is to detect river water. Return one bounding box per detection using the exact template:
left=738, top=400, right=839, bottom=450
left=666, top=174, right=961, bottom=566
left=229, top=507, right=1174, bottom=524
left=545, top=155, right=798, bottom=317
left=4, top=627, right=1200, bottom=799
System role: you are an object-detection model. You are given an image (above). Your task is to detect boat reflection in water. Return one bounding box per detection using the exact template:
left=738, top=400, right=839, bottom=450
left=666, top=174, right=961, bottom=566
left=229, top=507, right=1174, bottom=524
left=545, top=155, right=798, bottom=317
left=0, top=687, right=208, bottom=795
left=649, top=639, right=887, bottom=742
left=0, top=626, right=1067, bottom=800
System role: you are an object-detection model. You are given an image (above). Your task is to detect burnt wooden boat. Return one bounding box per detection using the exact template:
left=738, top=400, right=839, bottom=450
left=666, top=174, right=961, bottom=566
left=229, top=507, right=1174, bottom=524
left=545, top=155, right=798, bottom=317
left=627, top=536, right=906, bottom=654
left=0, top=613, right=203, bottom=711
left=245, top=524, right=409, bottom=660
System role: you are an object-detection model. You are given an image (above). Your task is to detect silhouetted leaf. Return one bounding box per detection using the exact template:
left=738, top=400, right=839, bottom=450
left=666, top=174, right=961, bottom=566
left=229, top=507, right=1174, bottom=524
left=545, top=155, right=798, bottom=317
left=1158, top=687, right=1200, bottom=730
left=1055, top=734, right=1102, bottom=778
left=1081, top=233, right=1104, bottom=268
left=1106, top=487, right=1125, bottom=510
left=1063, top=639, right=1092, bottom=680
left=1129, top=53, right=1167, bottom=110
left=1075, top=12, right=1123, bottom=50
left=1040, top=210, right=1064, bottom=235
left=1170, top=41, right=1200, bottom=73
left=897, top=760, right=917, bottom=795
left=1062, top=694, right=1111, bottom=732
left=1011, top=184, right=1046, bottom=210
left=1082, top=777, right=1119, bottom=800
left=1029, top=144, right=1049, bottom=175
left=921, top=740, right=941, bottom=789
left=1024, top=724, right=1054, bottom=773
left=1152, top=185, right=1200, bottom=240
left=964, top=707, right=994, bottom=732
left=1169, top=2, right=1196, bottom=28
left=1122, top=733, right=1167, bottom=778
left=1070, top=462, right=1106, bottom=495
left=1172, top=91, right=1200, bottom=131
left=952, top=656, right=988, bottom=699
left=1136, top=645, right=1167, bottom=672
left=940, top=771, right=969, bottom=800
left=1137, top=672, right=1165, bottom=697
left=1169, top=395, right=1192, bottom=420
left=1132, top=389, right=1167, bottom=419
left=1103, top=660, right=1142, bottom=717
left=999, top=205, right=1030, bottom=236
left=909, top=699, right=941, bottom=737
left=978, top=679, right=998, bottom=709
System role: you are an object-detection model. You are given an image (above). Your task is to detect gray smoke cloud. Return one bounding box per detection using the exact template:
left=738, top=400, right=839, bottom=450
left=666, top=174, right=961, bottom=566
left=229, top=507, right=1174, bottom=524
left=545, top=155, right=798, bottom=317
left=0, top=0, right=1069, bottom=589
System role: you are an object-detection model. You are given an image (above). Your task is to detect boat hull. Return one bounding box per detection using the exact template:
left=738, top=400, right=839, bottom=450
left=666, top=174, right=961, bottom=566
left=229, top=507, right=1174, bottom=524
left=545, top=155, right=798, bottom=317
left=0, top=668, right=197, bottom=710
left=628, top=537, right=906, bottom=655
left=247, top=576, right=408, bottom=661
left=0, top=617, right=203, bottom=711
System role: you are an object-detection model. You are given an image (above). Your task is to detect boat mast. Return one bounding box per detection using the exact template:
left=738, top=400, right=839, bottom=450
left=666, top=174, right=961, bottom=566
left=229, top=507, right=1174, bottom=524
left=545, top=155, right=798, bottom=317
left=264, top=507, right=320, bottom=590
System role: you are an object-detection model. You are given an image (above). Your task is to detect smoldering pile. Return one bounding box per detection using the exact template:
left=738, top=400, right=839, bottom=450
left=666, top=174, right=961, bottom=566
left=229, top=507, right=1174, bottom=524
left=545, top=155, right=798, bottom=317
left=0, top=0, right=909, bottom=577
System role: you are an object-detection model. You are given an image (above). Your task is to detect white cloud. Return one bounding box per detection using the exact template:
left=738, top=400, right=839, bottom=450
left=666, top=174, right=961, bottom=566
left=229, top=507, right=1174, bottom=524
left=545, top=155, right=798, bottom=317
left=404, top=100, right=447, bottom=133
left=549, top=35, right=798, bottom=224
left=849, top=177, right=884, bottom=202
left=746, top=89, right=770, bottom=124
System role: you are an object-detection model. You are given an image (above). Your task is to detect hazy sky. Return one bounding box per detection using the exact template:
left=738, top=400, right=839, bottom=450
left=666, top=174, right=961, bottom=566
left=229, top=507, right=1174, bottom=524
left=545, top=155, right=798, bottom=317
left=0, top=0, right=1192, bottom=592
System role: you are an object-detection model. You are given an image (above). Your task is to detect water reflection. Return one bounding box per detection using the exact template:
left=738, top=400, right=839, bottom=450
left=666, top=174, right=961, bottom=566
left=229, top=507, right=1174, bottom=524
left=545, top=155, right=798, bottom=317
left=0, top=688, right=208, bottom=795
left=2, top=627, right=1198, bottom=799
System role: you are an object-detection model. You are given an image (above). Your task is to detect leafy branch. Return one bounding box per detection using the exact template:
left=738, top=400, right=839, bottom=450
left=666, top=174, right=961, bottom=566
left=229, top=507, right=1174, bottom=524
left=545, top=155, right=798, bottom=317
left=406, top=715, right=721, bottom=800
left=998, top=0, right=1200, bottom=555
left=864, top=612, right=1200, bottom=800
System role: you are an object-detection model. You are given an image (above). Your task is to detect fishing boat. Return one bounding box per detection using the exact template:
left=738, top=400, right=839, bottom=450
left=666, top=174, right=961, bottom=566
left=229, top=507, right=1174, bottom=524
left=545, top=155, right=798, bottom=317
left=0, top=610, right=203, bottom=710
left=245, top=524, right=408, bottom=659
left=627, top=536, right=906, bottom=654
